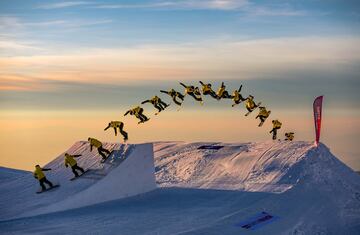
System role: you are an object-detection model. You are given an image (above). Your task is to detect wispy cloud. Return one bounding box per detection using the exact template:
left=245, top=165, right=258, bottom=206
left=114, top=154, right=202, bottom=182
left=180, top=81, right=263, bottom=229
left=94, top=0, right=249, bottom=10
left=36, top=1, right=91, bottom=9
left=0, top=16, right=112, bottom=29
left=1, top=36, right=359, bottom=90
left=246, top=6, right=306, bottom=17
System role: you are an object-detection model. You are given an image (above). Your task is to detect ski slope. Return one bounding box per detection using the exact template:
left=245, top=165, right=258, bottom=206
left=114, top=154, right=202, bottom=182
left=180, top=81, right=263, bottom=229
left=0, top=141, right=156, bottom=220
left=0, top=141, right=359, bottom=234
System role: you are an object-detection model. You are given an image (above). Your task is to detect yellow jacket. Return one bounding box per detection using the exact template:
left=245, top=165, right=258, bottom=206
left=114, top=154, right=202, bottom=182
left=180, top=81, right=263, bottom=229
left=258, top=108, right=270, bottom=117
left=273, top=120, right=282, bottom=129
left=217, top=86, right=225, bottom=97
left=33, top=166, right=46, bottom=180
left=245, top=98, right=256, bottom=109
left=89, top=138, right=102, bottom=148
left=202, top=84, right=211, bottom=93
left=109, top=121, right=123, bottom=128
left=232, top=90, right=239, bottom=100
left=65, top=155, right=77, bottom=167
left=185, top=86, right=194, bottom=94
left=133, top=106, right=141, bottom=114
left=151, top=96, right=160, bottom=104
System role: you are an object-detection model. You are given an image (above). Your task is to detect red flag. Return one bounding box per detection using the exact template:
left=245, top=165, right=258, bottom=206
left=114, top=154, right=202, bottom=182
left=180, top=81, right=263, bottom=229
left=313, top=96, right=323, bottom=146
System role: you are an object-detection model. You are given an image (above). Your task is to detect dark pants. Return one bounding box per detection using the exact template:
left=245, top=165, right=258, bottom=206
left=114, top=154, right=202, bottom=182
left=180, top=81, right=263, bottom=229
left=259, top=116, right=267, bottom=123
left=113, top=126, right=128, bottom=140
left=158, top=100, right=168, bottom=109
left=270, top=127, right=280, bottom=140
left=39, top=177, right=53, bottom=191
left=220, top=91, right=232, bottom=99
left=172, top=96, right=182, bottom=106
left=189, top=93, right=202, bottom=102
left=71, top=164, right=85, bottom=177
left=98, top=146, right=111, bottom=159
left=204, top=90, right=218, bottom=99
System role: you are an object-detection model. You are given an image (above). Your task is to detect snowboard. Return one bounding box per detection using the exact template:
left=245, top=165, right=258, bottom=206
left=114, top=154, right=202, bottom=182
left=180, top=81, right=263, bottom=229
left=245, top=102, right=261, bottom=116
left=137, top=118, right=150, bottom=124
left=36, top=184, right=60, bottom=194
left=258, top=110, right=271, bottom=127
left=100, top=150, right=115, bottom=163
left=70, top=169, right=91, bottom=181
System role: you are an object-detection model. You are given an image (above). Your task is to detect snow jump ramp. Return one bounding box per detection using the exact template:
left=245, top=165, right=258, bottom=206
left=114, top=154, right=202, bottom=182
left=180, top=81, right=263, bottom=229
left=0, top=142, right=156, bottom=220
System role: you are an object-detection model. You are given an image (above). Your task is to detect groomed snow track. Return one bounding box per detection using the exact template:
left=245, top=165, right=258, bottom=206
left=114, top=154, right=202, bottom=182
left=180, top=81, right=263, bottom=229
left=0, top=141, right=156, bottom=220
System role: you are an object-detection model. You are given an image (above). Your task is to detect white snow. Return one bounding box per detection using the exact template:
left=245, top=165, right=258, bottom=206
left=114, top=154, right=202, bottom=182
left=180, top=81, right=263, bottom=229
left=0, top=141, right=359, bottom=234
left=0, top=141, right=156, bottom=220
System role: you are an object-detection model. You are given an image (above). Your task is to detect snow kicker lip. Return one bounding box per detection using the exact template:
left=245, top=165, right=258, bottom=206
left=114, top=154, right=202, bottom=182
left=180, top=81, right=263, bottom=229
left=235, top=211, right=279, bottom=230
left=197, top=145, right=224, bottom=150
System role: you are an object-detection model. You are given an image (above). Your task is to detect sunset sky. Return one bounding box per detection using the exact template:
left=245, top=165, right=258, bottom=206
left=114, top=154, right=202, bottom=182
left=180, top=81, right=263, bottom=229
left=0, top=0, right=359, bottom=171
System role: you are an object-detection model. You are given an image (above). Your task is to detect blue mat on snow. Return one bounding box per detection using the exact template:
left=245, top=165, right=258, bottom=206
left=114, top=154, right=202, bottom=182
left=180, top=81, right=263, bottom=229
left=235, top=211, right=279, bottom=230
left=198, top=145, right=224, bottom=150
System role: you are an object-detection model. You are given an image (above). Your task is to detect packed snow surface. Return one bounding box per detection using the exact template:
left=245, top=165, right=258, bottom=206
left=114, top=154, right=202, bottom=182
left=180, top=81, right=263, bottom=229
left=0, top=141, right=359, bottom=234
left=0, top=141, right=156, bottom=220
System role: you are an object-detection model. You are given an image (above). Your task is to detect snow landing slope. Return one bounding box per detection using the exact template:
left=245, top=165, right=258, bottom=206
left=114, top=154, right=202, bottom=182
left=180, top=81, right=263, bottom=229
left=0, top=141, right=359, bottom=234
left=0, top=141, right=156, bottom=220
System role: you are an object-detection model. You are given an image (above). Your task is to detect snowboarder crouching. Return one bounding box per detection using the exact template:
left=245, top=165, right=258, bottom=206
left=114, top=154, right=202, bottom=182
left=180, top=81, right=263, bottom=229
left=88, top=137, right=111, bottom=160
left=33, top=165, right=53, bottom=191
left=256, top=106, right=271, bottom=127
left=124, top=106, right=149, bottom=124
left=64, top=153, right=85, bottom=177
left=141, top=96, right=169, bottom=113
left=285, top=132, right=294, bottom=141
left=160, top=89, right=184, bottom=106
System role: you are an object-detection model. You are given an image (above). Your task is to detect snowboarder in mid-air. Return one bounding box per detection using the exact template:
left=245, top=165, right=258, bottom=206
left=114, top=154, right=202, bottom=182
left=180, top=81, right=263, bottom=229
left=270, top=120, right=282, bottom=140
left=199, top=81, right=218, bottom=99
left=64, top=153, right=85, bottom=178
left=33, top=165, right=54, bottom=192
left=244, top=95, right=261, bottom=116
left=160, top=89, right=184, bottom=106
left=255, top=106, right=271, bottom=127
left=216, top=82, right=232, bottom=100
left=179, top=82, right=203, bottom=104
left=141, top=95, right=169, bottom=114
left=231, top=85, right=246, bottom=107
left=104, top=121, right=128, bottom=141
left=88, top=137, right=112, bottom=161
left=285, top=132, right=294, bottom=141
left=124, top=106, right=150, bottom=124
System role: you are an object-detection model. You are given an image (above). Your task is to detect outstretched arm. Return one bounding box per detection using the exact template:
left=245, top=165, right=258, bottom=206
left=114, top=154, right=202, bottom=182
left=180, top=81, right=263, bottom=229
left=179, top=82, right=186, bottom=88
left=238, top=85, right=242, bottom=92
left=90, top=144, right=93, bottom=152
left=124, top=110, right=130, bottom=116
left=73, top=154, right=82, bottom=158
left=199, top=81, right=204, bottom=86
left=141, top=100, right=150, bottom=104
left=104, top=124, right=110, bottom=131
left=160, top=90, right=168, bottom=94
left=41, top=168, right=51, bottom=171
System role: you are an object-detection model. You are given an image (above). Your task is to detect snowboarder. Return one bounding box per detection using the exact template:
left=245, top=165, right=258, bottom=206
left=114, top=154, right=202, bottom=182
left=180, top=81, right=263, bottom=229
left=270, top=120, right=282, bottom=140
left=33, top=165, right=54, bottom=192
left=88, top=137, right=112, bottom=161
left=285, top=132, right=294, bottom=141
left=64, top=153, right=85, bottom=177
left=124, top=106, right=150, bottom=124
left=199, top=81, right=218, bottom=99
left=255, top=106, right=271, bottom=127
left=231, top=85, right=246, bottom=107
left=141, top=95, right=169, bottom=114
left=244, top=95, right=261, bottom=116
left=160, top=89, right=184, bottom=106
left=179, top=82, right=203, bottom=104
left=216, top=82, right=232, bottom=100
left=104, top=121, right=128, bottom=141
